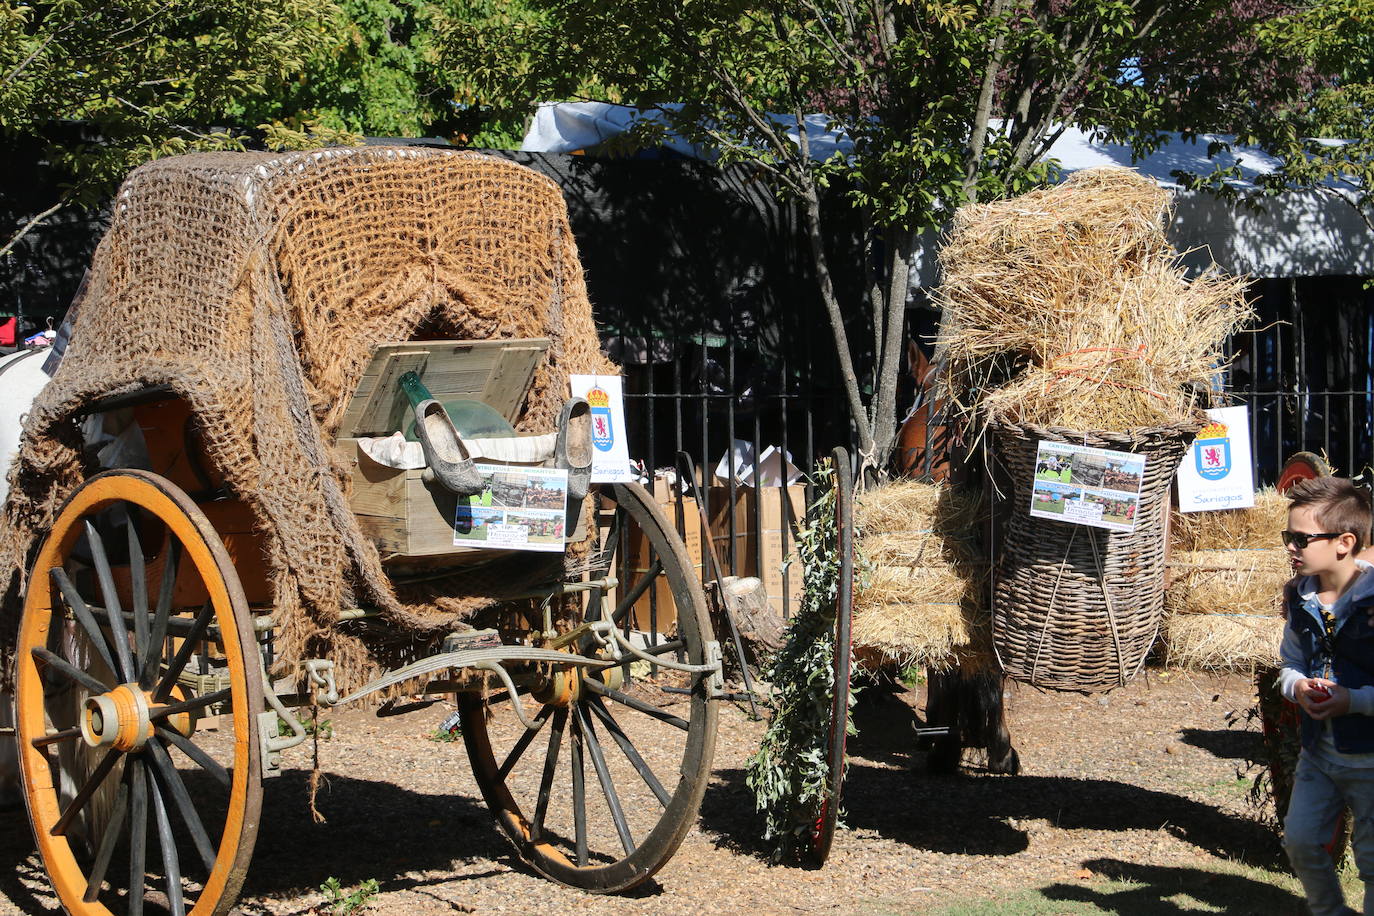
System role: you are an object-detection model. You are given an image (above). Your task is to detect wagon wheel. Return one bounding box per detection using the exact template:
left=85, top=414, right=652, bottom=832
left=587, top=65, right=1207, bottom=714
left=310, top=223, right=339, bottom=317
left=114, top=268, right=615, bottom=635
left=15, top=469, right=263, bottom=916
left=807, top=446, right=855, bottom=865
left=1277, top=451, right=1331, bottom=493
left=458, top=481, right=718, bottom=892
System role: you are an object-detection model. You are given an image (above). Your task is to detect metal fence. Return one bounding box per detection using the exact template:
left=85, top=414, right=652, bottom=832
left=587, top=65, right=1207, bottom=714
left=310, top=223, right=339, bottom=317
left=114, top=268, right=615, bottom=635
left=607, top=308, right=850, bottom=620
left=1223, top=276, right=1374, bottom=485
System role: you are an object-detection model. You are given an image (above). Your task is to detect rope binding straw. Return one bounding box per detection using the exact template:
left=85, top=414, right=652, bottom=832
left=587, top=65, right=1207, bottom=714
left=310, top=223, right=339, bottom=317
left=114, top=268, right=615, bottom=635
left=1043, top=344, right=1170, bottom=403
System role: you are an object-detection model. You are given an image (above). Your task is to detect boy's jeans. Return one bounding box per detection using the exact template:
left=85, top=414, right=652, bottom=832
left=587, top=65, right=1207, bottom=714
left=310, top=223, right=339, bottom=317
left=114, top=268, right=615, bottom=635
left=1285, top=751, right=1374, bottom=916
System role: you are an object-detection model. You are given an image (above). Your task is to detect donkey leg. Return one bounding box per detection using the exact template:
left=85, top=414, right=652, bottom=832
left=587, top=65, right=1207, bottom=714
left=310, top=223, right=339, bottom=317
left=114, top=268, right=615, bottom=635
left=924, top=668, right=964, bottom=774
left=975, top=673, right=1020, bottom=775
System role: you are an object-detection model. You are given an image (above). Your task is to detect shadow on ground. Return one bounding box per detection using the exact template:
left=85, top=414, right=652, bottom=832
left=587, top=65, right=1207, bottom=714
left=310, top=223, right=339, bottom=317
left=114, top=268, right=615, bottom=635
left=0, top=768, right=605, bottom=915
left=699, top=760, right=1285, bottom=869
left=1179, top=726, right=1263, bottom=762
left=847, top=682, right=929, bottom=768
left=1039, top=858, right=1307, bottom=915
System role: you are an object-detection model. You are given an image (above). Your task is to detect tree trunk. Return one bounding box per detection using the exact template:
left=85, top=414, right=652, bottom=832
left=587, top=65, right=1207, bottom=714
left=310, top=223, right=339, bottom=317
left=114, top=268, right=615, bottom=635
left=721, top=575, right=786, bottom=664
left=869, top=225, right=916, bottom=472
left=800, top=182, right=875, bottom=456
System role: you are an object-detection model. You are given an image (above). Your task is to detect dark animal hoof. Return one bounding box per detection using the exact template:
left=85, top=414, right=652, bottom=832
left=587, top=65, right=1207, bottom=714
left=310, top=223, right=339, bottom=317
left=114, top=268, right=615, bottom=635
left=988, top=746, right=1021, bottom=775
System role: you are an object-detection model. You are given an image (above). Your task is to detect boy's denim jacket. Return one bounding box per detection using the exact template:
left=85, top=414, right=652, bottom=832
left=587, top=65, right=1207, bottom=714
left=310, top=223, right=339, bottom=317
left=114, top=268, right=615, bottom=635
left=1279, top=561, right=1374, bottom=754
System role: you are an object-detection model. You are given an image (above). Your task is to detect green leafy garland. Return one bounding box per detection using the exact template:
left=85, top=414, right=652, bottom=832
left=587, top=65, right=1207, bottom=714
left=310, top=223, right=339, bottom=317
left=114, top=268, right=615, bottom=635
left=746, top=460, right=860, bottom=859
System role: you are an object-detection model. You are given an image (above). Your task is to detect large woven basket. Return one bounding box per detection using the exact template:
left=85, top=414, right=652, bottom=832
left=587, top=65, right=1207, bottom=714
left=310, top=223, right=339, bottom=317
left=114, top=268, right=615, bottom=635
left=990, top=417, right=1199, bottom=692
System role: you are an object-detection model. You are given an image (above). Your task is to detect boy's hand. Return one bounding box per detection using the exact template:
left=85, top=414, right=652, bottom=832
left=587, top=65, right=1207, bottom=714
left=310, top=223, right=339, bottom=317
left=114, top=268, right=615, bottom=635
left=1297, top=678, right=1351, bottom=719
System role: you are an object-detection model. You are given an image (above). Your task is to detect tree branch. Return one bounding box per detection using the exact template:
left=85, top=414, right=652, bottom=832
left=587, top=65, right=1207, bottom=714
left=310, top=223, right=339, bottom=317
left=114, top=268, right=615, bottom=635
left=0, top=199, right=67, bottom=261
left=964, top=0, right=1011, bottom=202
left=1008, top=15, right=1104, bottom=170
left=800, top=182, right=874, bottom=454
left=112, top=96, right=222, bottom=141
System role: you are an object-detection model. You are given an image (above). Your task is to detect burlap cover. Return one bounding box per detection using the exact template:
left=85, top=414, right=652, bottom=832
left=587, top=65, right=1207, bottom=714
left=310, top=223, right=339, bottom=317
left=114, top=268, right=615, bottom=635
left=0, top=146, right=615, bottom=692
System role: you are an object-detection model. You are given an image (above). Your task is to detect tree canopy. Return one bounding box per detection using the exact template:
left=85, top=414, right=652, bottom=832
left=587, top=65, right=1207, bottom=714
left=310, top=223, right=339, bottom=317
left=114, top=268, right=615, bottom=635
left=0, top=0, right=470, bottom=257
left=443, top=0, right=1332, bottom=464
left=1237, top=0, right=1374, bottom=214
left=1, top=0, right=336, bottom=235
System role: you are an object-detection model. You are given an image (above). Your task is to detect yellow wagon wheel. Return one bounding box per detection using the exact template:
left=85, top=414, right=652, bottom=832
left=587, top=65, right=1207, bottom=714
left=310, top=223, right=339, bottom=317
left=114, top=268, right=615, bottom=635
left=16, top=469, right=263, bottom=916
left=458, top=482, right=718, bottom=893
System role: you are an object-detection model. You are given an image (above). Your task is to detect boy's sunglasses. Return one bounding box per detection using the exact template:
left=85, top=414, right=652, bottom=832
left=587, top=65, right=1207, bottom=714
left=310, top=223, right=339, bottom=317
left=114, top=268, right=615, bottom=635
left=1281, top=530, right=1344, bottom=549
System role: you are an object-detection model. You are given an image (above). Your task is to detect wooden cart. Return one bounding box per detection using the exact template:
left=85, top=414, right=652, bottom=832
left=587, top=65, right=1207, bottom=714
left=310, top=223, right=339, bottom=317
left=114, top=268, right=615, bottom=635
left=8, top=166, right=723, bottom=914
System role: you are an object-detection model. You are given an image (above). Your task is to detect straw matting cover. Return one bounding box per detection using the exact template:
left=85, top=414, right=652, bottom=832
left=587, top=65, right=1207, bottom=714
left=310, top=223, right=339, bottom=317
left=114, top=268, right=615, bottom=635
left=990, top=417, right=1198, bottom=691
left=0, top=147, right=615, bottom=693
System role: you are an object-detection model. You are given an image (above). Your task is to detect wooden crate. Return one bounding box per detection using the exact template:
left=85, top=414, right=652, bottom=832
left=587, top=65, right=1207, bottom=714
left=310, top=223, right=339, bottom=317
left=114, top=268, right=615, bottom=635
left=337, top=338, right=555, bottom=562
left=339, top=338, right=548, bottom=437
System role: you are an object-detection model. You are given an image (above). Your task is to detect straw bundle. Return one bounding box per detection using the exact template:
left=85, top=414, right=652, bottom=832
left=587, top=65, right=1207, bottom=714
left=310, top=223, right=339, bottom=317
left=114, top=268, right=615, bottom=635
left=1163, top=488, right=1292, bottom=672
left=934, top=167, right=1252, bottom=431
left=1171, top=487, right=1289, bottom=551
left=851, top=480, right=992, bottom=673
left=1162, top=613, right=1284, bottom=673
left=1167, top=548, right=1290, bottom=617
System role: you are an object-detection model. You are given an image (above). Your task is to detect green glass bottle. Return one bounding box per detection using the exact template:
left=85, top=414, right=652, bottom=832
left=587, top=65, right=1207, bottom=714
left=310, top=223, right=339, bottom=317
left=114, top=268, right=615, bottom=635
left=396, top=371, right=515, bottom=440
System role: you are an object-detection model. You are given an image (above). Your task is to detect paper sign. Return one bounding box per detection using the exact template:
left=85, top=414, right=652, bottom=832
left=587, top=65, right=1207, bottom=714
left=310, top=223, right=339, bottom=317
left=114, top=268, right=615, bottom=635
left=453, top=464, right=568, bottom=551
left=1028, top=440, right=1147, bottom=533
left=570, top=375, right=634, bottom=483
left=1177, top=405, right=1255, bottom=513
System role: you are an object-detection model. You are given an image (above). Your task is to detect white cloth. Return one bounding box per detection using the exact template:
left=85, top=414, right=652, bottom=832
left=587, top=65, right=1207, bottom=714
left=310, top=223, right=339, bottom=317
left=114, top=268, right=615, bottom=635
left=357, top=431, right=557, bottom=470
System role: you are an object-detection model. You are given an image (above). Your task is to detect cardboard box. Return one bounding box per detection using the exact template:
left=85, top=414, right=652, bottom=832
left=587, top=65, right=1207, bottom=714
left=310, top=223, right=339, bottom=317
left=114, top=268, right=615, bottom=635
left=707, top=485, right=806, bottom=617
left=625, top=478, right=705, bottom=634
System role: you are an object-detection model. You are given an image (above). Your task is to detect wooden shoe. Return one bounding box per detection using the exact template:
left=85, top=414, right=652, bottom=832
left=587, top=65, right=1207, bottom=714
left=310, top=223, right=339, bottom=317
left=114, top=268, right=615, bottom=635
left=413, top=398, right=486, bottom=495
left=555, top=397, right=593, bottom=499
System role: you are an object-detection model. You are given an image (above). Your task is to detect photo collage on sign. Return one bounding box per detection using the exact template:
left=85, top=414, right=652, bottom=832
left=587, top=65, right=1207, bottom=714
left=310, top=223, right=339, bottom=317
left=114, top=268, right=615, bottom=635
left=453, top=464, right=569, bottom=551
left=1030, top=441, right=1147, bottom=533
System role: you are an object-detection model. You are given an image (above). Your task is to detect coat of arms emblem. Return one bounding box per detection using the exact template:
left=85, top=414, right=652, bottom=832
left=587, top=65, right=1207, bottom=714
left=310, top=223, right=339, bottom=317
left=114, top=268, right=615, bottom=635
left=586, top=385, right=615, bottom=452
left=1194, top=421, right=1231, bottom=481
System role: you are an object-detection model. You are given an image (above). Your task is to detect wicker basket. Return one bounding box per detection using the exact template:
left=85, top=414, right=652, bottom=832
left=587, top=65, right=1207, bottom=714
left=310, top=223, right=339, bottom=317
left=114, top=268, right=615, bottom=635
left=990, top=417, right=1199, bottom=692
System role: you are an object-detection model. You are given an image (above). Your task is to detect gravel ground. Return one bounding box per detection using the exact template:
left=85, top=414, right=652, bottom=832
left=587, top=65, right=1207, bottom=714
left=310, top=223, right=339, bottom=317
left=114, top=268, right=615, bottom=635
left=0, top=669, right=1305, bottom=915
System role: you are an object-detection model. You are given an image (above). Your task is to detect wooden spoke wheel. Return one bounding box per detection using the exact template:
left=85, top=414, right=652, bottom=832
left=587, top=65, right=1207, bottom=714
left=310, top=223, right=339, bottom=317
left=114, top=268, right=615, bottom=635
left=1277, top=451, right=1332, bottom=493
left=458, top=481, right=718, bottom=892
left=16, top=469, right=263, bottom=916
left=808, top=446, right=855, bottom=865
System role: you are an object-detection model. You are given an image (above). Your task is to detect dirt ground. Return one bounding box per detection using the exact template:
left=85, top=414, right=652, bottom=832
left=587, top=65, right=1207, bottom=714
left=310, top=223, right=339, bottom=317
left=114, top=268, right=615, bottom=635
left=0, top=669, right=1309, bottom=915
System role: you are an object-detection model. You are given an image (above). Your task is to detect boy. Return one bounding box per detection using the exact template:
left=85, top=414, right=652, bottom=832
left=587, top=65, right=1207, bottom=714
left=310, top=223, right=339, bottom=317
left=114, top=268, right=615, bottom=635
left=1279, top=476, right=1374, bottom=916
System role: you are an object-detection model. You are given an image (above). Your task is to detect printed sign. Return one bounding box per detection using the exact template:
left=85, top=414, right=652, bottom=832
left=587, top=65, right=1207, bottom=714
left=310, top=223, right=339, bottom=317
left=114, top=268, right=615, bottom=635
left=1177, top=405, right=1255, bottom=513
left=1029, top=440, right=1147, bottom=533
left=570, top=374, right=634, bottom=482
left=453, top=464, right=569, bottom=552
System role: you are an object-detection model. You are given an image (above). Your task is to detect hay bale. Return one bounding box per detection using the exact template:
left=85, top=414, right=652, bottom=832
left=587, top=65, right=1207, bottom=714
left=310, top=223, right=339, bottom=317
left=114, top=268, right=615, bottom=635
left=851, top=480, right=992, bottom=672
left=1162, top=613, right=1284, bottom=673
left=1171, top=487, right=1289, bottom=551
left=1167, top=548, right=1290, bottom=617
left=1162, top=488, right=1293, bottom=673
left=933, top=167, right=1252, bottom=431
left=852, top=570, right=968, bottom=672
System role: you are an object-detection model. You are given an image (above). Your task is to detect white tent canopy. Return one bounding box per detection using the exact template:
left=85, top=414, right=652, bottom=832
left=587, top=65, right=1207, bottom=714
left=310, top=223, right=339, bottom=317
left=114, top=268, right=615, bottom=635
left=522, top=101, right=1373, bottom=278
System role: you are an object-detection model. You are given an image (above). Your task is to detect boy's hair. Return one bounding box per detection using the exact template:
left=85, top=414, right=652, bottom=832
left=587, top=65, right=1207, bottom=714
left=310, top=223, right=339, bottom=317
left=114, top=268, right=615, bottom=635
left=1287, top=476, right=1373, bottom=553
